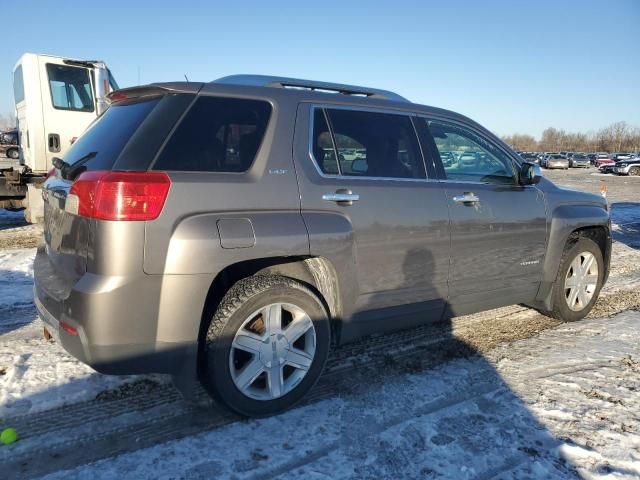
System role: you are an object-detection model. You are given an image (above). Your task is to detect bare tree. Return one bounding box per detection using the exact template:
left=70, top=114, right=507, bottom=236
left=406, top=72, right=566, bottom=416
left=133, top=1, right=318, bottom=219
left=504, top=122, right=640, bottom=154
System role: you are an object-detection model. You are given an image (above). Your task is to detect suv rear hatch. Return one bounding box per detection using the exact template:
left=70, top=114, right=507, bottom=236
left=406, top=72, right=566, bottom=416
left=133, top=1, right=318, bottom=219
left=40, top=85, right=198, bottom=298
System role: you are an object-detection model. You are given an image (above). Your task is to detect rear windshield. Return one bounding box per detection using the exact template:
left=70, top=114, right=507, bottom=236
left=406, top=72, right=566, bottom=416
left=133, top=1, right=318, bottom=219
left=153, top=96, right=272, bottom=172
left=63, top=98, right=160, bottom=171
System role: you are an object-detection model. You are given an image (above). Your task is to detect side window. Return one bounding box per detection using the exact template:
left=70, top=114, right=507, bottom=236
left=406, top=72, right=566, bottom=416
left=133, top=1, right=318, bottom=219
left=425, top=120, right=515, bottom=184
left=154, top=96, right=271, bottom=172
left=311, top=108, right=426, bottom=179
left=13, top=65, right=25, bottom=104
left=46, top=64, right=94, bottom=112
left=326, top=109, right=425, bottom=179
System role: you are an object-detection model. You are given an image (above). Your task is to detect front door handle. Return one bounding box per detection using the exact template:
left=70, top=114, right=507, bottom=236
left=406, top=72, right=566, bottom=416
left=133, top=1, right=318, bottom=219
left=452, top=192, right=479, bottom=205
left=322, top=190, right=359, bottom=205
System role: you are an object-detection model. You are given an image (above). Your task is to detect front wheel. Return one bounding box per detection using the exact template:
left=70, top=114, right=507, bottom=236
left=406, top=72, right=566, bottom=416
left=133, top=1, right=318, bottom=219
left=629, top=166, right=640, bottom=176
left=200, top=275, right=331, bottom=417
left=6, top=148, right=19, bottom=160
left=548, top=237, right=604, bottom=322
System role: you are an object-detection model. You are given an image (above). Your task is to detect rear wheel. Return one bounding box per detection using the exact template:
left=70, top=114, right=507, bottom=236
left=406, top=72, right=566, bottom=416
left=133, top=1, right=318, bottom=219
left=200, top=275, right=330, bottom=417
left=6, top=148, right=19, bottom=160
left=548, top=237, right=604, bottom=322
left=630, top=166, right=640, bottom=176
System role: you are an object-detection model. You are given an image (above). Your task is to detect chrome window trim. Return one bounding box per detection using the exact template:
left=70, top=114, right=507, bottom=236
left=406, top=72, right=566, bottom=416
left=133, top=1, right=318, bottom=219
left=307, top=104, right=438, bottom=183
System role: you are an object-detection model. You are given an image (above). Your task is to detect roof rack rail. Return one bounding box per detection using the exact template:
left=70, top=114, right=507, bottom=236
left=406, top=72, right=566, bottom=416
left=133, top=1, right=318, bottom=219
left=213, top=75, right=409, bottom=102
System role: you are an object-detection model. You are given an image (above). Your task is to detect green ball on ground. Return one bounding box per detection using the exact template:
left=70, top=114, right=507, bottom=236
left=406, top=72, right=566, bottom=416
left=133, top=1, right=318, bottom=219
left=1, top=428, right=18, bottom=445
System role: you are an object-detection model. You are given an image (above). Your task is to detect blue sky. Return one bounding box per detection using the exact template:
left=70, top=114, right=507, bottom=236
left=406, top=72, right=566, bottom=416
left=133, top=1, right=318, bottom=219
left=2, top=0, right=638, bottom=137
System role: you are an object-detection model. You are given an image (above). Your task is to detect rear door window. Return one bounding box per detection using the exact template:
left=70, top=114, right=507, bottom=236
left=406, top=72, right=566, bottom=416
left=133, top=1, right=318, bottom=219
left=312, top=108, right=426, bottom=179
left=46, top=64, right=94, bottom=112
left=154, top=96, right=272, bottom=172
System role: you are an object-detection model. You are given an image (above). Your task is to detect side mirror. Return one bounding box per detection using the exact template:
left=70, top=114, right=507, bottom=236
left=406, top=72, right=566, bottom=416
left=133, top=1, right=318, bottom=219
left=520, top=161, right=542, bottom=185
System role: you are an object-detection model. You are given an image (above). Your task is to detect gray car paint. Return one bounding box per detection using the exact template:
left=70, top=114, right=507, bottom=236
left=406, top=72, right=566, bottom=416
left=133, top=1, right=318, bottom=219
left=34, top=77, right=611, bottom=384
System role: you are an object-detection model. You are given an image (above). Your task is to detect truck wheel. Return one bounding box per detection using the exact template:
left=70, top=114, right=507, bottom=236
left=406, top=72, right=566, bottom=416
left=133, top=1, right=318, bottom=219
left=7, top=148, right=19, bottom=159
left=630, top=166, right=640, bottom=176
left=549, top=237, right=604, bottom=322
left=200, top=275, right=330, bottom=417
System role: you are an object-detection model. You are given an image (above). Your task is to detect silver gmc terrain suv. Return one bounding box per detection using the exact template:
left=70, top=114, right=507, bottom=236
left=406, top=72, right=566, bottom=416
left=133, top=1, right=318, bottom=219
left=34, top=75, right=611, bottom=416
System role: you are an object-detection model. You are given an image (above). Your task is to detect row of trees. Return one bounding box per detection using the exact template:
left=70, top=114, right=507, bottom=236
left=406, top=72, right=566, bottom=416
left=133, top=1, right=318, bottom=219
left=502, top=121, right=640, bottom=153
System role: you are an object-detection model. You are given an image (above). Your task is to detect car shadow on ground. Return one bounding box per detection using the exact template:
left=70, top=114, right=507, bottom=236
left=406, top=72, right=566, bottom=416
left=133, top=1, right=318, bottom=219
left=610, top=202, right=640, bottom=250
left=0, top=250, right=596, bottom=479
left=0, top=209, right=28, bottom=233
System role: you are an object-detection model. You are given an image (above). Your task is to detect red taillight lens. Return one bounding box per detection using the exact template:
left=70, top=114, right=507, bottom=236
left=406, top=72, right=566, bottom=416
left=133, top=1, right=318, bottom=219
left=69, top=171, right=171, bottom=221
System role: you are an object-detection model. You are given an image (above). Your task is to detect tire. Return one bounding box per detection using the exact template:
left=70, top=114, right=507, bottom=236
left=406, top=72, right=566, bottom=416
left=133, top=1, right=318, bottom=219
left=6, top=148, right=19, bottom=160
left=200, top=274, right=331, bottom=417
left=548, top=237, right=604, bottom=322
left=630, top=166, right=640, bottom=176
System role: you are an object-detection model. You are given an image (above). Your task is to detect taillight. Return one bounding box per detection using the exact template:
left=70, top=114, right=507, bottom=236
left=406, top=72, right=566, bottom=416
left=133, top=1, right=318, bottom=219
left=68, top=171, right=171, bottom=221
left=46, top=167, right=56, bottom=179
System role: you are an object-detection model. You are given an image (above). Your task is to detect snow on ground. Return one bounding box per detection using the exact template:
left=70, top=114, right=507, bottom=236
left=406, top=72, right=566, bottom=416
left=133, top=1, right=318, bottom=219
left=0, top=195, right=639, bottom=478
left=0, top=248, right=34, bottom=310
left=0, top=248, right=145, bottom=418
left=39, top=312, right=640, bottom=480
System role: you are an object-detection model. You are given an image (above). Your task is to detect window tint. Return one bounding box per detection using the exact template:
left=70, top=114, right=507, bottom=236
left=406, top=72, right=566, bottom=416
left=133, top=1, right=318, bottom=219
left=311, top=109, right=338, bottom=174
left=13, top=65, right=25, bottom=104
left=315, top=109, right=425, bottom=179
left=63, top=98, right=160, bottom=171
left=154, top=96, right=271, bottom=172
left=425, top=120, right=515, bottom=184
left=46, top=64, right=94, bottom=111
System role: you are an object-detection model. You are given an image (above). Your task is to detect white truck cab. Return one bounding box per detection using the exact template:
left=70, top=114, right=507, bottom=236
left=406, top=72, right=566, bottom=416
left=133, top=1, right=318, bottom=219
left=7, top=53, right=118, bottom=221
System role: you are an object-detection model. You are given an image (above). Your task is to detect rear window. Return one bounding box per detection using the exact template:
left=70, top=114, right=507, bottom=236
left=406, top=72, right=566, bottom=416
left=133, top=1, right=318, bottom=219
left=153, top=96, right=272, bottom=172
left=63, top=98, right=160, bottom=171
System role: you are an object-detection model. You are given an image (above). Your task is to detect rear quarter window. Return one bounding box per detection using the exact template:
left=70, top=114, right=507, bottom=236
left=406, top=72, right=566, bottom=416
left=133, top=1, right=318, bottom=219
left=153, top=96, right=272, bottom=173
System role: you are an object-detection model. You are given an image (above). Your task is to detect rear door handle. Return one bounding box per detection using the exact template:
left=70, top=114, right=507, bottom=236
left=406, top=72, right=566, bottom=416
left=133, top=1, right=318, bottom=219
left=452, top=192, right=479, bottom=205
left=322, top=191, right=359, bottom=204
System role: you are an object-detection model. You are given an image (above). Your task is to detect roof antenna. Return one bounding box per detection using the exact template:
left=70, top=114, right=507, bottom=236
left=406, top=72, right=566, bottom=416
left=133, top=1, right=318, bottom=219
left=184, top=74, right=189, bottom=82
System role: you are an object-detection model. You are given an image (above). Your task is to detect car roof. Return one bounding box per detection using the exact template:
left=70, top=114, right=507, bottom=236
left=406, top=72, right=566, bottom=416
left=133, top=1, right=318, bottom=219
left=112, top=75, right=503, bottom=147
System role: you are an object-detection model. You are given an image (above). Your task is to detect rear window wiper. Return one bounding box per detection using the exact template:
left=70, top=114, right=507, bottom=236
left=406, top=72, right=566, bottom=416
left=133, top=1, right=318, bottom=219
left=52, top=152, right=97, bottom=180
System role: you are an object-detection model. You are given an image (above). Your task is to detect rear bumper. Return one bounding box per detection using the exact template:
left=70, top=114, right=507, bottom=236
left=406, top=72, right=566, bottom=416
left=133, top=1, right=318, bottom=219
left=33, top=246, right=198, bottom=375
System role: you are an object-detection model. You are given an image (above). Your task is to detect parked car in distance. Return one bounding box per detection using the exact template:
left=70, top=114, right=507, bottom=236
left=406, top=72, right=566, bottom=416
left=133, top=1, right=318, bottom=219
left=439, top=151, right=455, bottom=166
left=613, top=157, right=640, bottom=176
left=519, top=152, right=539, bottom=164
left=543, top=154, right=569, bottom=169
left=458, top=151, right=478, bottom=167
left=0, top=130, right=19, bottom=160
left=594, top=154, right=614, bottom=168
left=610, top=153, right=634, bottom=162
left=570, top=154, right=590, bottom=168
left=34, top=75, right=612, bottom=417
